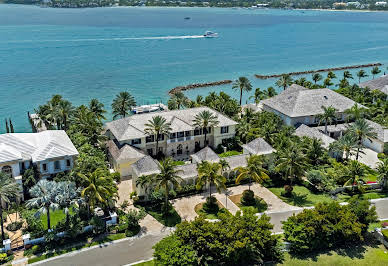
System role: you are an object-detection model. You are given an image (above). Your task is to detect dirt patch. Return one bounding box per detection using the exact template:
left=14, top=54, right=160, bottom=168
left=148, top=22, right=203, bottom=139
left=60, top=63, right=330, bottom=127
left=229, top=194, right=242, bottom=206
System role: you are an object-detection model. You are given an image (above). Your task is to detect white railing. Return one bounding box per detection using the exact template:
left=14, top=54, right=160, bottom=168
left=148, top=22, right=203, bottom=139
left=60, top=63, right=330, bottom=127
left=167, top=136, right=193, bottom=144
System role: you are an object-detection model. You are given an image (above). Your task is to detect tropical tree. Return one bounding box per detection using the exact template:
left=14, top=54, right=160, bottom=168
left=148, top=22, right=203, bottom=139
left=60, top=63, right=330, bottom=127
left=347, top=119, right=377, bottom=160
left=232, top=77, right=252, bottom=105
left=276, top=144, right=308, bottom=189
left=144, top=115, right=172, bottom=157
left=112, top=92, right=136, bottom=119
left=193, top=110, right=219, bottom=147
left=323, top=78, right=333, bottom=88
left=343, top=71, right=353, bottom=80
left=343, top=160, right=367, bottom=192
left=236, top=155, right=269, bottom=190
left=371, top=67, right=381, bottom=79
left=89, top=98, right=106, bottom=121
left=337, top=78, right=350, bottom=89
left=263, top=87, right=278, bottom=98
left=196, top=161, right=226, bottom=198
left=276, top=74, right=293, bottom=91
left=0, top=173, right=20, bottom=241
left=78, top=168, right=118, bottom=214
left=329, top=133, right=358, bottom=160
left=219, top=159, right=230, bottom=174
left=304, top=138, right=326, bottom=166
left=327, top=71, right=336, bottom=79
left=357, top=70, right=368, bottom=83
left=152, top=158, right=183, bottom=212
left=55, top=99, right=74, bottom=130
left=56, top=181, right=81, bottom=223
left=345, top=103, right=367, bottom=122
left=26, top=180, right=60, bottom=230
left=168, top=92, right=189, bottom=110
left=377, top=158, right=388, bottom=190
left=312, top=73, right=323, bottom=84
left=250, top=88, right=265, bottom=104
left=135, top=174, right=155, bottom=197
left=317, top=106, right=338, bottom=134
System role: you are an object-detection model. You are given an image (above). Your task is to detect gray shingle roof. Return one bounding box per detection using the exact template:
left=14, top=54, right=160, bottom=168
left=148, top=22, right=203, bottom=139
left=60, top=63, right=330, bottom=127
left=176, top=163, right=198, bottom=179
left=242, top=138, right=275, bottom=155
left=107, top=140, right=145, bottom=163
left=190, top=147, right=220, bottom=163
left=364, top=120, right=388, bottom=143
left=359, top=75, right=388, bottom=95
left=0, top=131, right=78, bottom=164
left=105, top=107, right=237, bottom=142
left=261, top=85, right=361, bottom=117
left=223, top=154, right=248, bottom=169
left=132, top=156, right=160, bottom=176
left=295, top=124, right=335, bottom=148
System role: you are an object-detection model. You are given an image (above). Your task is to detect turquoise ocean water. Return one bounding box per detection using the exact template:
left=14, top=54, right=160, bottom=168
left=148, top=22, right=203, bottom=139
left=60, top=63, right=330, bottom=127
left=1, top=5, right=388, bottom=131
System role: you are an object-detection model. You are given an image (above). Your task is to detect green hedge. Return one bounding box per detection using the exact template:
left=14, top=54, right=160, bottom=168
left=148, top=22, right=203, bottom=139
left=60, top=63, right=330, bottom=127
left=382, top=229, right=388, bottom=242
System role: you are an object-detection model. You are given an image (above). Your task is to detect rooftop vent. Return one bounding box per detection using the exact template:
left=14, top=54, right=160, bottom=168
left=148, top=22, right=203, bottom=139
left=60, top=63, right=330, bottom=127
left=324, top=96, right=328, bottom=100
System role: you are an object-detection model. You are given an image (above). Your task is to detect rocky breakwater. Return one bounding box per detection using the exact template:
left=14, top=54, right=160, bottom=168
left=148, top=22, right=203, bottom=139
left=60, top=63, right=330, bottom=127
left=169, top=80, right=232, bottom=95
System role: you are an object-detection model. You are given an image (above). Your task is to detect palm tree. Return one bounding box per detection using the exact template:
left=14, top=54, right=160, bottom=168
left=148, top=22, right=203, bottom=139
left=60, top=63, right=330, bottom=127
left=250, top=88, right=265, bottom=104
left=144, top=115, right=172, bottom=157
left=78, top=168, right=118, bottom=214
left=305, top=138, right=325, bottom=166
left=357, top=69, right=368, bottom=83
left=329, top=133, right=358, bottom=160
left=0, top=173, right=20, bottom=241
left=327, top=71, right=337, bottom=79
left=377, top=158, right=388, bottom=190
left=312, top=73, right=323, bottom=84
left=89, top=99, right=106, bottom=120
left=343, top=160, right=366, bottom=192
left=219, top=159, right=230, bottom=174
left=236, top=155, right=269, bottom=190
left=347, top=118, right=377, bottom=160
left=136, top=174, right=155, bottom=197
left=317, top=106, right=338, bottom=134
left=343, top=71, right=353, bottom=80
left=56, top=181, right=81, bottom=224
left=236, top=119, right=251, bottom=144
left=345, top=103, right=367, bottom=122
left=276, top=144, right=308, bottom=188
left=232, top=77, right=252, bottom=105
left=55, top=100, right=73, bottom=130
left=337, top=78, right=350, bottom=89
left=193, top=110, right=219, bottom=147
left=112, top=92, right=136, bottom=119
left=295, top=77, right=308, bottom=87
left=169, top=92, right=189, bottom=110
left=371, top=67, right=381, bottom=79
left=196, top=161, right=226, bottom=198
left=152, top=158, right=182, bottom=212
left=263, top=87, right=278, bottom=98
left=26, top=180, right=60, bottom=230
left=276, top=74, right=293, bottom=91
left=323, top=78, right=333, bottom=88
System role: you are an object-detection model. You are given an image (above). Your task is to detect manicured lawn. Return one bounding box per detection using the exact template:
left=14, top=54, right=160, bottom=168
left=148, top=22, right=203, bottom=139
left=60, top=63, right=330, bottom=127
left=194, top=202, right=229, bottom=219
left=40, top=208, right=74, bottom=230
left=142, top=204, right=181, bottom=227
left=269, top=186, right=334, bottom=207
left=368, top=220, right=388, bottom=232
left=279, top=245, right=388, bottom=266
left=338, top=190, right=388, bottom=202
left=229, top=194, right=268, bottom=213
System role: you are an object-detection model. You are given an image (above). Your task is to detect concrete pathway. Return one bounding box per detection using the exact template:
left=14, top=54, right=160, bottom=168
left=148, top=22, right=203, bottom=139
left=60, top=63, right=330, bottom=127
left=171, top=193, right=208, bottom=221
left=350, top=148, right=380, bottom=169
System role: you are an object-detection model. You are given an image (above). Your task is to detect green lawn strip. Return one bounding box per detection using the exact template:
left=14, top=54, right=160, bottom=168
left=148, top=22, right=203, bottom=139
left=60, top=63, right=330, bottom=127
left=268, top=185, right=334, bottom=207
left=338, top=190, right=388, bottom=202
left=194, top=202, right=229, bottom=219
left=134, top=260, right=154, bottom=266
left=27, top=233, right=127, bottom=264
left=218, top=150, right=242, bottom=157
left=229, top=193, right=268, bottom=213
left=38, top=208, right=75, bottom=230
left=279, top=245, right=388, bottom=266
left=368, top=220, right=388, bottom=232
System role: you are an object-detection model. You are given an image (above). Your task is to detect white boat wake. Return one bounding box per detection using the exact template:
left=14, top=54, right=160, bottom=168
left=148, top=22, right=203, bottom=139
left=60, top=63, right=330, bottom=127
left=4, top=35, right=207, bottom=43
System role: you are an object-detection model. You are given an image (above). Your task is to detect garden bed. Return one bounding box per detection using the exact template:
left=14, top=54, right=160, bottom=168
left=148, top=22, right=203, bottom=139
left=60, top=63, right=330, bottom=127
left=229, top=194, right=268, bottom=213
left=194, top=201, right=229, bottom=220
left=138, top=203, right=181, bottom=227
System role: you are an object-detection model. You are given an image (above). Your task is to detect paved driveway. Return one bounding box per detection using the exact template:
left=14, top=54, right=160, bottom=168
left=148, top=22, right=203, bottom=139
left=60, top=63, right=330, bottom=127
left=350, top=148, right=380, bottom=169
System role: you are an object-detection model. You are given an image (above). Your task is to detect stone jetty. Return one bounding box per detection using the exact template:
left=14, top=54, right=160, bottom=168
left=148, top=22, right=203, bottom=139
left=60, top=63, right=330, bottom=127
left=255, top=63, right=382, bottom=79
left=169, top=80, right=232, bottom=95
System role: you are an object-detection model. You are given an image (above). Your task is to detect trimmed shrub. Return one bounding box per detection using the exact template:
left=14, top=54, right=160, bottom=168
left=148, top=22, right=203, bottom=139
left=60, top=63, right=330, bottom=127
left=6, top=221, right=23, bottom=232
left=202, top=196, right=219, bottom=214
left=282, top=185, right=293, bottom=197
left=241, top=190, right=255, bottom=206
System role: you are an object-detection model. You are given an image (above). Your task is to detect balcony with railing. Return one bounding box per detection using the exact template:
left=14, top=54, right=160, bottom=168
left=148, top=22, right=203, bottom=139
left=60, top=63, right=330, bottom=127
left=167, top=135, right=193, bottom=144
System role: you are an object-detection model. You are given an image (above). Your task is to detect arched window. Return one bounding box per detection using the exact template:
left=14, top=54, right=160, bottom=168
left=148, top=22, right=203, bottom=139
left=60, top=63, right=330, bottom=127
left=1, top=165, right=13, bottom=178
left=177, top=144, right=183, bottom=155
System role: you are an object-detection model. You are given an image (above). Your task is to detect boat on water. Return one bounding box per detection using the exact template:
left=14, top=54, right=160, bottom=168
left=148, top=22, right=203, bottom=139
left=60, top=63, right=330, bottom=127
left=184, top=17, right=191, bottom=20
left=132, top=103, right=168, bottom=114
left=203, top=31, right=218, bottom=38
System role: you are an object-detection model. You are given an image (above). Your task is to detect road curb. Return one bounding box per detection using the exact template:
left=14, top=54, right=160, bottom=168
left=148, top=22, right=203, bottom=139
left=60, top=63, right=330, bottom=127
left=123, top=257, right=153, bottom=266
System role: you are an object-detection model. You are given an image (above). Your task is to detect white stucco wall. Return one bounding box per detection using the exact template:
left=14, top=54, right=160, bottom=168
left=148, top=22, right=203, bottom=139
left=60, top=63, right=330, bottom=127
left=362, top=138, right=384, bottom=153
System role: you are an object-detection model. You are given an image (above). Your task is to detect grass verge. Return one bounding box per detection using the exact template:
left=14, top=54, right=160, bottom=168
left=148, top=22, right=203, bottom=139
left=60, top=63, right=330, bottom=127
left=229, top=194, right=268, bottom=213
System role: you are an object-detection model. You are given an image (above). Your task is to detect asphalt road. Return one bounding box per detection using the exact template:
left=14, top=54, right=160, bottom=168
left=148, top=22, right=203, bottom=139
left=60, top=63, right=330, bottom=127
left=32, top=198, right=388, bottom=266
left=33, top=232, right=170, bottom=266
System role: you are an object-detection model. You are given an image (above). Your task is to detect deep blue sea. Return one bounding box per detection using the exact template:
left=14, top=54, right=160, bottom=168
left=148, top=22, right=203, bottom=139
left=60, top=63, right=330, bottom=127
left=1, top=5, right=388, bottom=132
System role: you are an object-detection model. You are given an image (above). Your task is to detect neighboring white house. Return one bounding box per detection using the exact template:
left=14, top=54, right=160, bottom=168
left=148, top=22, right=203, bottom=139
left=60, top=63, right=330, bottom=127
left=0, top=131, right=79, bottom=195
left=261, top=84, right=362, bottom=126
left=105, top=107, right=237, bottom=178
left=295, top=124, right=336, bottom=149
left=375, top=1, right=387, bottom=6
left=359, top=74, right=388, bottom=96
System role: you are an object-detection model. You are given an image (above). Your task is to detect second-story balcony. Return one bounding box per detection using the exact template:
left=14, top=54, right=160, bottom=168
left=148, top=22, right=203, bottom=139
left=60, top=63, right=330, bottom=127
left=167, top=135, right=193, bottom=144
